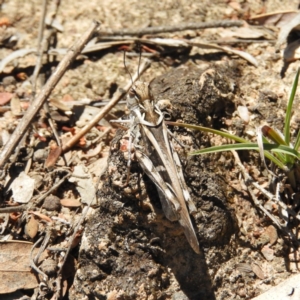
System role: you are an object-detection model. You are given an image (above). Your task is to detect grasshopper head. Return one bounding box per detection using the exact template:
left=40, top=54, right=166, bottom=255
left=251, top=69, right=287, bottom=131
left=131, top=81, right=150, bottom=103
left=127, top=81, right=150, bottom=110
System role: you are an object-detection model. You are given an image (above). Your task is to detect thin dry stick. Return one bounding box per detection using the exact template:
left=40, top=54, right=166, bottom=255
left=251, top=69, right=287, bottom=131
left=33, top=228, right=52, bottom=265
left=30, top=236, right=48, bottom=281
left=34, top=0, right=61, bottom=83
left=32, top=0, right=66, bottom=165
left=231, top=150, right=300, bottom=221
left=232, top=150, right=299, bottom=244
left=0, top=205, right=27, bottom=213
left=0, top=21, right=100, bottom=169
left=32, top=0, right=48, bottom=92
left=34, top=171, right=71, bottom=206
left=97, top=20, right=244, bottom=36
left=62, top=58, right=151, bottom=153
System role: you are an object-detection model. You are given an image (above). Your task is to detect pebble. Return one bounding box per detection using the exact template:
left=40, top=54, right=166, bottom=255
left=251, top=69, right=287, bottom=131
left=43, top=195, right=61, bottom=211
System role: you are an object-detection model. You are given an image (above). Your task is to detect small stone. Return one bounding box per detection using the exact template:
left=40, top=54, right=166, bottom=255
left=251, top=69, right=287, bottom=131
left=24, top=216, right=39, bottom=239
left=237, top=105, right=250, bottom=124
left=2, top=76, right=16, bottom=86
left=261, top=245, right=274, bottom=261
left=43, top=195, right=61, bottom=211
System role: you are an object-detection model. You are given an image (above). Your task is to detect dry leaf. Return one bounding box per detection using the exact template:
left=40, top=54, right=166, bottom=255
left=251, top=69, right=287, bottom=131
left=9, top=172, right=35, bottom=203
left=69, top=165, right=96, bottom=205
left=24, top=216, right=39, bottom=239
left=249, top=11, right=298, bottom=27
left=276, top=13, right=300, bottom=50
left=29, top=211, right=52, bottom=223
left=231, top=27, right=270, bottom=39
left=236, top=263, right=253, bottom=273
left=44, top=141, right=62, bottom=169
left=251, top=263, right=265, bottom=279
left=0, top=92, right=13, bottom=105
left=0, top=241, right=46, bottom=294
left=60, top=198, right=81, bottom=208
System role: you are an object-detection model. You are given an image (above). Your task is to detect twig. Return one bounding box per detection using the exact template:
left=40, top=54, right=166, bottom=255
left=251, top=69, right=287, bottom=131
left=32, top=0, right=48, bottom=92
left=32, top=0, right=60, bottom=92
left=0, top=21, right=100, bottom=169
left=33, top=0, right=66, bottom=165
left=33, top=228, right=52, bottom=265
left=34, top=171, right=71, bottom=206
left=232, top=151, right=300, bottom=221
left=61, top=58, right=151, bottom=153
left=0, top=41, right=132, bottom=73
left=30, top=236, right=48, bottom=281
left=43, top=101, right=67, bottom=166
left=0, top=34, right=259, bottom=75
left=185, top=40, right=258, bottom=67
left=97, top=20, right=244, bottom=36
left=0, top=205, right=28, bottom=213
left=232, top=150, right=299, bottom=244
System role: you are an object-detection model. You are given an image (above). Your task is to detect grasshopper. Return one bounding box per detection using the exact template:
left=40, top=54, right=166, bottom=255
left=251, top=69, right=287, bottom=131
left=124, top=80, right=200, bottom=254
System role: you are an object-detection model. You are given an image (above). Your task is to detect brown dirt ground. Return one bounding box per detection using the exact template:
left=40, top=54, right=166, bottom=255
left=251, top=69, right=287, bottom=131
left=1, top=0, right=300, bottom=299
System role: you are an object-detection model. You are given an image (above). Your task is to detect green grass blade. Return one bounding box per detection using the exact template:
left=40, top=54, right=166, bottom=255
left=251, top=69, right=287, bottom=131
left=166, top=122, right=248, bottom=143
left=189, top=143, right=296, bottom=171
left=284, top=68, right=300, bottom=145
left=190, top=143, right=300, bottom=158
left=261, top=135, right=286, bottom=162
left=294, top=129, right=300, bottom=151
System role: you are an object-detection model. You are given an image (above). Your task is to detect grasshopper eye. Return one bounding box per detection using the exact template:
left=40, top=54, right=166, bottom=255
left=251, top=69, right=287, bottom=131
left=129, top=88, right=142, bottom=101
left=129, top=89, right=135, bottom=98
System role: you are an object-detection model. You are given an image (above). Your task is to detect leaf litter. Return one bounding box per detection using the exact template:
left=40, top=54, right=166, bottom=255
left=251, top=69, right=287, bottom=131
left=1, top=0, right=300, bottom=299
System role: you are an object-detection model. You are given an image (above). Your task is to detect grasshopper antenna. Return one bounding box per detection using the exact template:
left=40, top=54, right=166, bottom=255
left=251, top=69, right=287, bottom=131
left=137, top=43, right=142, bottom=80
